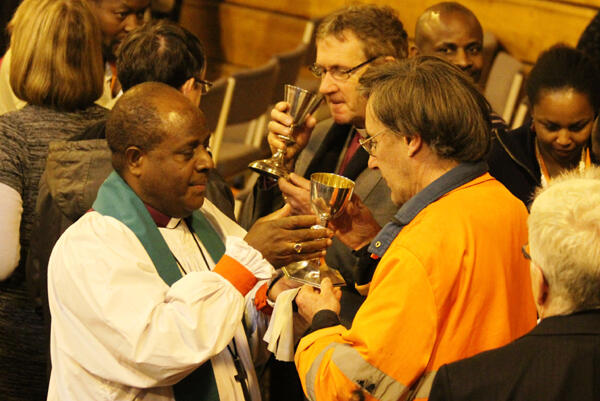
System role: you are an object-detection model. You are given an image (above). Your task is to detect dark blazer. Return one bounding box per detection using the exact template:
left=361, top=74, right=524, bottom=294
left=429, top=309, right=600, bottom=401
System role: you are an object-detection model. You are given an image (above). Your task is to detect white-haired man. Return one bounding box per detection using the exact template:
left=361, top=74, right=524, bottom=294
left=430, top=167, right=600, bottom=401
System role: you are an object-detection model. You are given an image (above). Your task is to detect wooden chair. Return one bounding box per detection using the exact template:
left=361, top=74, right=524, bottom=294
left=484, top=51, right=524, bottom=124
left=480, top=31, right=499, bottom=87
left=202, top=77, right=233, bottom=136
left=271, top=43, right=308, bottom=104
left=211, top=57, right=279, bottom=179
left=511, top=100, right=530, bottom=130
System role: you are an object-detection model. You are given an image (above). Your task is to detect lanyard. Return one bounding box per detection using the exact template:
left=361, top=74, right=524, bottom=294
left=535, top=140, right=590, bottom=186
left=227, top=340, right=252, bottom=401
left=173, top=221, right=252, bottom=401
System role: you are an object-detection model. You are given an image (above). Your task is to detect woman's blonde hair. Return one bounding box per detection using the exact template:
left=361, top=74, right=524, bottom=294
left=9, top=0, right=104, bottom=111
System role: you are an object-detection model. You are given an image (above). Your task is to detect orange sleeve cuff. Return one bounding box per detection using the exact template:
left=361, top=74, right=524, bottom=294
left=254, top=283, right=273, bottom=315
left=213, top=255, right=258, bottom=296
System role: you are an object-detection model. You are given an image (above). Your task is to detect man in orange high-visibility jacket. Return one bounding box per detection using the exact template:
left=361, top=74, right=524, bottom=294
left=294, top=58, right=537, bottom=401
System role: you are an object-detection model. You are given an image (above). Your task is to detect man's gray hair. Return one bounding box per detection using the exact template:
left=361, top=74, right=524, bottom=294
left=359, top=56, right=491, bottom=162
left=529, top=167, right=600, bottom=313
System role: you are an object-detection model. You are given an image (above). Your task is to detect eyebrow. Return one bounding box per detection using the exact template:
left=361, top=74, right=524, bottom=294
left=436, top=42, right=458, bottom=48
left=539, top=117, right=592, bottom=125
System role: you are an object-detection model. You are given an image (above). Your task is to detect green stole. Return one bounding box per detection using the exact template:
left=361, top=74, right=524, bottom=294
left=93, top=171, right=225, bottom=401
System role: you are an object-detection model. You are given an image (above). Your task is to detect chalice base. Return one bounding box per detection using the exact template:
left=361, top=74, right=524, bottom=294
left=248, top=158, right=289, bottom=178
left=282, top=260, right=346, bottom=288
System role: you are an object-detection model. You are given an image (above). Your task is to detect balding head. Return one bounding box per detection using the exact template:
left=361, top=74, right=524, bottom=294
left=413, top=2, right=483, bottom=82
left=107, top=82, right=213, bottom=217
left=107, top=82, right=206, bottom=172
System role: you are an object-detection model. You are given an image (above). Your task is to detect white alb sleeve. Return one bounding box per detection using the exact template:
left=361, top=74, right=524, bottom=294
left=224, top=236, right=275, bottom=280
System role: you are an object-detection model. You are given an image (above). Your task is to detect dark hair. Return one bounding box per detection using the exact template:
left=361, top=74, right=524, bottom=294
left=359, top=57, right=491, bottom=162
left=317, top=5, right=408, bottom=60
left=116, top=20, right=206, bottom=91
left=526, top=44, right=600, bottom=111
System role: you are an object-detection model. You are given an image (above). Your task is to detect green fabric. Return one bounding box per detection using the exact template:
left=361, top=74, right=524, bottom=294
left=189, top=210, right=226, bottom=267
left=93, top=171, right=224, bottom=401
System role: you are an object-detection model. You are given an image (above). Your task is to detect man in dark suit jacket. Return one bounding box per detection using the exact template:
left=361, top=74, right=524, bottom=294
left=429, top=168, right=600, bottom=401
left=240, top=5, right=407, bottom=294
left=239, top=7, right=409, bottom=401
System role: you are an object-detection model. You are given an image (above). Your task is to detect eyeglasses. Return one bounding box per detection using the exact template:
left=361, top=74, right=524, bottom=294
left=359, top=128, right=388, bottom=156
left=194, top=78, right=213, bottom=95
left=309, top=56, right=378, bottom=81
left=521, top=244, right=531, bottom=261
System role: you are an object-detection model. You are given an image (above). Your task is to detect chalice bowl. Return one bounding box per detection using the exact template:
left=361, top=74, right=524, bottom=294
left=248, top=84, right=323, bottom=178
left=282, top=173, right=355, bottom=288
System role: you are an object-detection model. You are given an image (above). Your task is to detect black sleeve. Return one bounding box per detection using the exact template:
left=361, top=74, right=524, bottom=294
left=304, top=310, right=341, bottom=335
left=238, top=175, right=285, bottom=230
left=353, top=245, right=380, bottom=287
left=428, top=365, right=452, bottom=401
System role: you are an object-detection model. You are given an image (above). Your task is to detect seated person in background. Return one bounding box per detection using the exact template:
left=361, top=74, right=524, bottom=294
left=294, top=58, right=536, bottom=401
left=411, top=1, right=506, bottom=133
left=430, top=167, right=600, bottom=401
left=47, top=82, right=332, bottom=401
left=411, top=2, right=483, bottom=84
left=0, top=0, right=150, bottom=114
left=240, top=4, right=403, bottom=293
left=27, top=21, right=236, bottom=322
left=487, top=45, right=600, bottom=207
left=0, top=0, right=107, bottom=399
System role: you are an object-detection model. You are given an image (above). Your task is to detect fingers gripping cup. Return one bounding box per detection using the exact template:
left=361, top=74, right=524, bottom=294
left=248, top=84, right=323, bottom=178
left=282, top=173, right=355, bottom=288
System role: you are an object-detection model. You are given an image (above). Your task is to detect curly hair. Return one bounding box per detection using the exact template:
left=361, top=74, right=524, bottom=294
left=316, top=5, right=408, bottom=60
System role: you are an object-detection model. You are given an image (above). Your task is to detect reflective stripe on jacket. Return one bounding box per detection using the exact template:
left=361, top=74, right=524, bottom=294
left=296, top=173, right=537, bottom=401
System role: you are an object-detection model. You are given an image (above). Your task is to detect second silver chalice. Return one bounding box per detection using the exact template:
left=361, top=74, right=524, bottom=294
left=282, top=173, right=355, bottom=287
left=248, top=84, right=323, bottom=178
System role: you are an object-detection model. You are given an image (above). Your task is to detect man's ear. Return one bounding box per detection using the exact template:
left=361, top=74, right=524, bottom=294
left=180, top=77, right=196, bottom=97
left=409, top=44, right=420, bottom=58
left=405, top=133, right=422, bottom=157
left=532, top=264, right=549, bottom=309
left=124, top=146, right=144, bottom=177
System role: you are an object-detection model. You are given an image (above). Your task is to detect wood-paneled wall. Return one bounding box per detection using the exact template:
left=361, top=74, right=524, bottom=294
left=180, top=0, right=599, bottom=68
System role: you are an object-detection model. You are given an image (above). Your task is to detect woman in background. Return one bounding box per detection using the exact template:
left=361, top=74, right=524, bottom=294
left=0, top=0, right=106, bottom=398
left=488, top=45, right=600, bottom=206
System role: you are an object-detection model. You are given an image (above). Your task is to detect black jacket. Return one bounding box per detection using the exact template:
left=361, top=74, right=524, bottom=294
left=430, top=309, right=600, bottom=401
left=487, top=124, right=540, bottom=207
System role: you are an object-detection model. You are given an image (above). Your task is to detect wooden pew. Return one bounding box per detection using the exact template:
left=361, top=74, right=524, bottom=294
left=181, top=0, right=599, bottom=68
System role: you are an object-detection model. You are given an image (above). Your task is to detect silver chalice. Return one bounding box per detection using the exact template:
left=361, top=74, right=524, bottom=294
left=248, top=84, right=323, bottom=178
left=282, top=173, right=355, bottom=288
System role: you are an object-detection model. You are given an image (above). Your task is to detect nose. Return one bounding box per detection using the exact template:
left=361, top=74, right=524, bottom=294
left=123, top=13, right=143, bottom=33
left=452, top=48, right=472, bottom=70
left=196, top=147, right=214, bottom=171
left=319, top=72, right=338, bottom=95
left=367, top=154, right=378, bottom=169
left=555, top=130, right=573, bottom=147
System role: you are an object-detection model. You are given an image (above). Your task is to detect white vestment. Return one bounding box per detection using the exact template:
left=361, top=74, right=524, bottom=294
left=47, top=200, right=271, bottom=401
